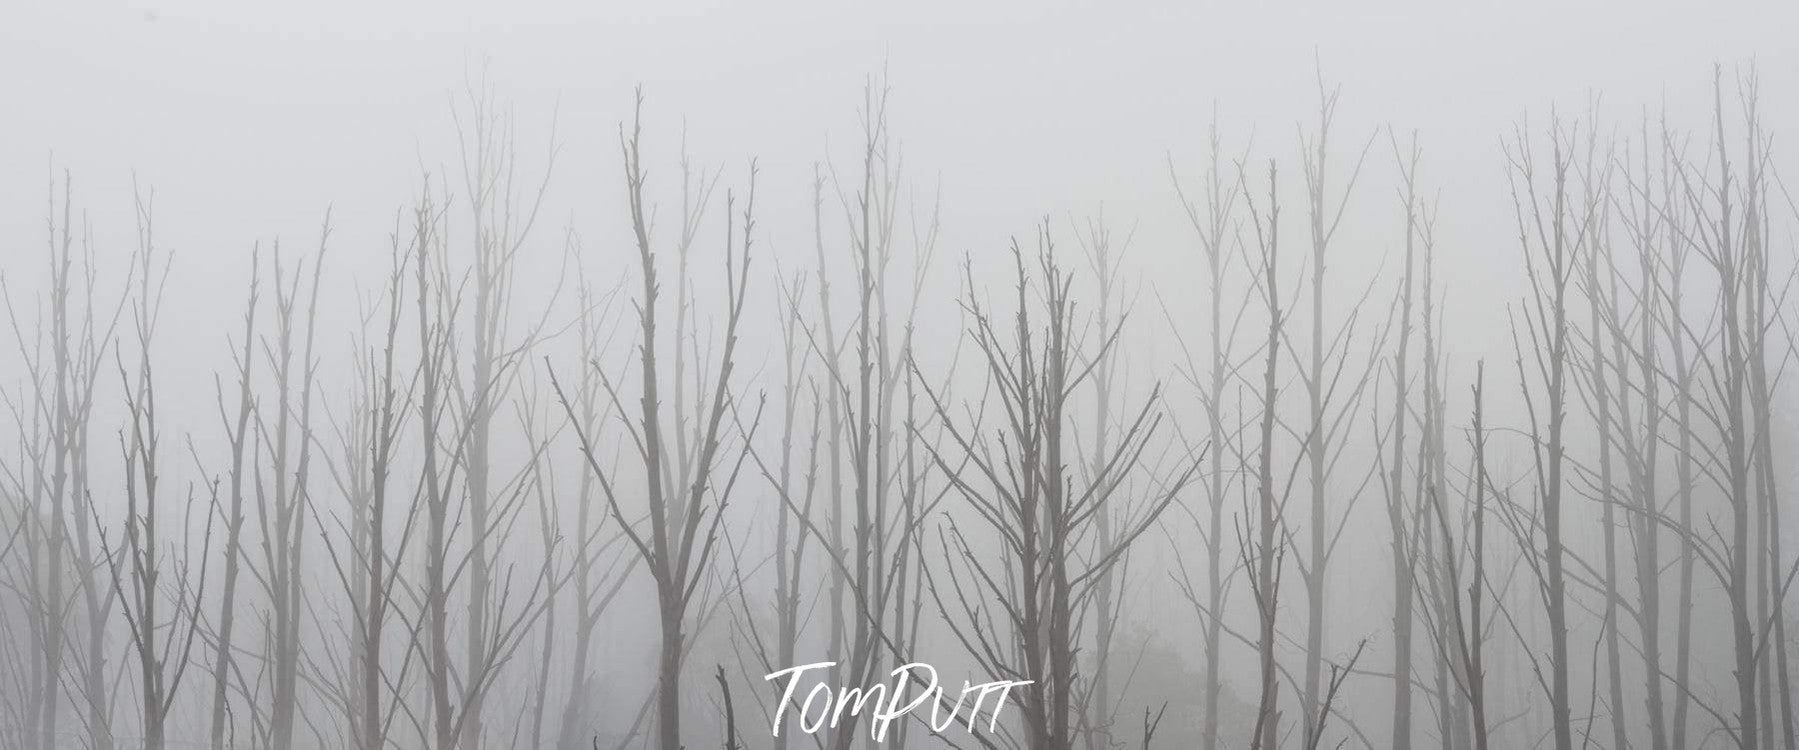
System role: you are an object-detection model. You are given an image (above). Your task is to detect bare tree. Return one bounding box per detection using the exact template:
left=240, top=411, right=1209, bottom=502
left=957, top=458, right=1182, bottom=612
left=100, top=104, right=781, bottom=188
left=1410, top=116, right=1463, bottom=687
left=1167, top=111, right=1249, bottom=750
left=1433, top=363, right=1492, bottom=750
left=1735, top=67, right=1796, bottom=749
left=280, top=239, right=329, bottom=749
left=1303, top=640, right=1367, bottom=750
left=1413, top=141, right=1465, bottom=750
left=1605, top=115, right=1674, bottom=750
left=1658, top=68, right=1765, bottom=749
left=919, top=227, right=1194, bottom=750
left=1647, top=104, right=1703, bottom=749
left=1651, top=65, right=1799, bottom=750
left=551, top=90, right=761, bottom=750
left=809, top=158, right=852, bottom=689
left=1294, top=70, right=1376, bottom=747
left=206, top=243, right=260, bottom=750
left=1564, top=117, right=1630, bottom=750
left=1381, top=130, right=1425, bottom=750
left=1071, top=209, right=1133, bottom=750
left=827, top=80, right=907, bottom=750
left=555, top=269, right=638, bottom=750
left=1500, top=112, right=1592, bottom=750
left=722, top=260, right=821, bottom=750
left=406, top=172, right=564, bottom=750
left=1243, top=160, right=1287, bottom=750
left=0, top=169, right=124, bottom=750
left=448, top=72, right=559, bottom=750
left=359, top=214, right=416, bottom=750
left=305, top=200, right=420, bottom=750
left=743, top=77, right=943, bottom=750
left=96, top=186, right=215, bottom=750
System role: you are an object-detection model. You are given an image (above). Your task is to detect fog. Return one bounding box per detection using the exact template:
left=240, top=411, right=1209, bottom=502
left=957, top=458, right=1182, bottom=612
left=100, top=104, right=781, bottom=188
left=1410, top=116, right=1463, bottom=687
left=3, top=1, right=1798, bottom=748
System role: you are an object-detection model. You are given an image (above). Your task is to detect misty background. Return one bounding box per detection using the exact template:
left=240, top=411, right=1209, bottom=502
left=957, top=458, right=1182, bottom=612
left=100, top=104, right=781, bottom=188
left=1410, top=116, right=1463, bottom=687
left=3, top=1, right=1799, bottom=749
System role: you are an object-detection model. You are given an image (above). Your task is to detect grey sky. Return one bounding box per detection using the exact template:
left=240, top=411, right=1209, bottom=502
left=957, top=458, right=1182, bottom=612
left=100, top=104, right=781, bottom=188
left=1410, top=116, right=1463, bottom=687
left=5, top=0, right=1795, bottom=501
left=7, top=0, right=1792, bottom=255
left=5, top=0, right=1794, bottom=455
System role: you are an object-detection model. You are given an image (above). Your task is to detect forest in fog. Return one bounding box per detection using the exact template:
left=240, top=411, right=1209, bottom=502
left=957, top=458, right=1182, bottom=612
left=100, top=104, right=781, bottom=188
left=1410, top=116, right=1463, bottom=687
left=3, top=11, right=1799, bottom=749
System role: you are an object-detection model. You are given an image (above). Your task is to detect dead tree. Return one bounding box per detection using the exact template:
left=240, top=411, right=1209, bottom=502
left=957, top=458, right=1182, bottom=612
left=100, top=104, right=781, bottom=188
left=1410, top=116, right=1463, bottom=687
left=0, top=317, right=55, bottom=750
left=305, top=201, right=421, bottom=750
left=1563, top=118, right=1630, bottom=750
left=809, top=159, right=851, bottom=684
left=1382, top=130, right=1425, bottom=750
left=555, top=269, right=638, bottom=750
left=1666, top=123, right=1701, bottom=750
left=260, top=235, right=327, bottom=750
left=1662, top=68, right=1766, bottom=749
left=1734, top=68, right=1795, bottom=749
left=919, top=227, right=1194, bottom=750
left=722, top=261, right=820, bottom=750
left=1607, top=116, right=1673, bottom=750
left=32, top=175, right=75, bottom=750
left=66, top=186, right=120, bottom=750
left=1656, top=65, right=1799, bottom=750
left=1433, top=364, right=1491, bottom=750
left=526, top=408, right=560, bottom=750
left=206, top=244, right=260, bottom=750
left=1501, top=112, right=1590, bottom=750
left=1140, top=703, right=1168, bottom=750
left=96, top=186, right=215, bottom=750
left=765, top=276, right=819, bottom=750
left=448, top=74, right=558, bottom=750
left=1414, top=145, right=1465, bottom=750
left=1295, top=71, right=1376, bottom=747
left=551, top=90, right=760, bottom=750
left=1168, top=112, right=1248, bottom=750
left=415, top=177, right=463, bottom=750
left=517, top=354, right=615, bottom=750
left=361, top=214, right=415, bottom=750
left=405, top=172, right=564, bottom=750
left=831, top=83, right=903, bottom=750
left=0, top=170, right=124, bottom=750
left=1071, top=209, right=1134, bottom=750
left=1303, top=641, right=1368, bottom=750
left=1243, top=160, right=1287, bottom=750
left=745, top=77, right=941, bottom=750
left=714, top=664, right=741, bottom=750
